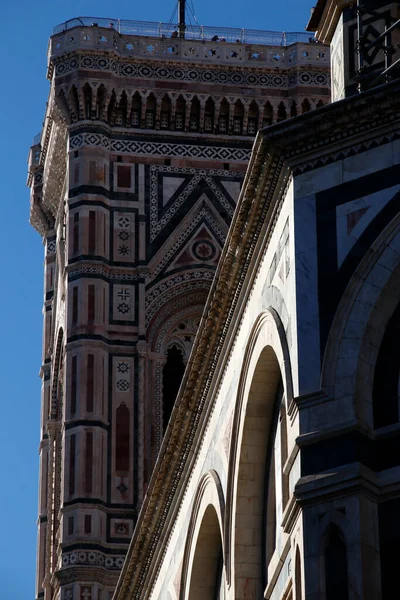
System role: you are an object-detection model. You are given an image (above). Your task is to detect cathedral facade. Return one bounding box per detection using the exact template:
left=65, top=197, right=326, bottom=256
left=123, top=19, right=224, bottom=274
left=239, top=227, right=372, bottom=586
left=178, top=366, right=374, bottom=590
left=27, top=13, right=329, bottom=600
left=112, top=1, right=400, bottom=599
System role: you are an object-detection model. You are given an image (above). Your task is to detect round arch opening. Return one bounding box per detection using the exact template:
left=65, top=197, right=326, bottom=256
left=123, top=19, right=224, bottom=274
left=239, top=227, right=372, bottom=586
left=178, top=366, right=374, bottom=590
left=187, top=503, right=225, bottom=600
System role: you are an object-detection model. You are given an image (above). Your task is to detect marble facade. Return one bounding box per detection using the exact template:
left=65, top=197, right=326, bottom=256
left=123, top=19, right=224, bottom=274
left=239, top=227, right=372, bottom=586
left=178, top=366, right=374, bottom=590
left=113, top=3, right=400, bottom=599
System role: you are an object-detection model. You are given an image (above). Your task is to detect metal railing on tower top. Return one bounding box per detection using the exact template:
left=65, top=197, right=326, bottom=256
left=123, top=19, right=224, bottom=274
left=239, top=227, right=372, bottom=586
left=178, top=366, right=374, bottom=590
left=52, top=17, right=313, bottom=46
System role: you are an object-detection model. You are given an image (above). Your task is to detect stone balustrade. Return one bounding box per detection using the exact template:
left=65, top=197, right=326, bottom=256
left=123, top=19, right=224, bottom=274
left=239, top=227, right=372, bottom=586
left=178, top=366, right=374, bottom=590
left=49, top=25, right=329, bottom=68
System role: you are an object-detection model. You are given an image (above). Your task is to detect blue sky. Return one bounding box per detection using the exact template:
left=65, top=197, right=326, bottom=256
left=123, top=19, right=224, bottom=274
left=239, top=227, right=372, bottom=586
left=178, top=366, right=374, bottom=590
left=0, top=0, right=315, bottom=596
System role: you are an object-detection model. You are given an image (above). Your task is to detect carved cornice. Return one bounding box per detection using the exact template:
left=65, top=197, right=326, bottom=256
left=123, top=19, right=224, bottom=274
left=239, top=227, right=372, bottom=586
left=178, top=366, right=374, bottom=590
left=52, top=51, right=330, bottom=88
left=29, top=99, right=68, bottom=235
left=262, top=77, right=400, bottom=173
left=113, top=77, right=400, bottom=598
left=66, top=262, right=150, bottom=281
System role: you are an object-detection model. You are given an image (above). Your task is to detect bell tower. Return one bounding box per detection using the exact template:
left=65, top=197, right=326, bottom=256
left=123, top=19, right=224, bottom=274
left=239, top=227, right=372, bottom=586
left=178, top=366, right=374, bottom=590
left=27, top=13, right=330, bottom=600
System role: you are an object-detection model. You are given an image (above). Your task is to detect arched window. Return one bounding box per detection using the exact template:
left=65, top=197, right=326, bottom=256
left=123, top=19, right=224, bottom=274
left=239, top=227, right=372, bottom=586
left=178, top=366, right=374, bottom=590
left=263, top=101, right=273, bottom=127
left=324, top=525, right=348, bottom=600
left=107, top=90, right=117, bottom=125
left=118, top=91, right=128, bottom=126
left=187, top=504, right=224, bottom=600
left=277, top=102, right=287, bottom=122
left=115, top=403, right=130, bottom=472
left=373, top=301, right=400, bottom=428
left=232, top=334, right=291, bottom=598
left=83, top=83, right=92, bottom=119
left=162, top=346, right=185, bottom=432
left=301, top=98, right=311, bottom=113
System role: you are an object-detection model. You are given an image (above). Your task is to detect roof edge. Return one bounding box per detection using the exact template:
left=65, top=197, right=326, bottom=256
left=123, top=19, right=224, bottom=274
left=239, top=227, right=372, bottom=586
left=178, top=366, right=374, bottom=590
left=306, top=0, right=328, bottom=31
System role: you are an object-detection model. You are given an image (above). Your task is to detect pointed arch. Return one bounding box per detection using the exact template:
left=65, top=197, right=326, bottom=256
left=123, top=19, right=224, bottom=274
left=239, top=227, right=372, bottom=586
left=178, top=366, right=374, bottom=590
left=225, top=308, right=293, bottom=594
left=82, top=83, right=92, bottom=119
left=107, top=90, right=117, bottom=125
left=118, top=90, right=128, bottom=126
left=263, top=101, right=273, bottom=126
left=277, top=101, right=287, bottom=122
left=290, top=100, right=298, bottom=118
left=96, top=84, right=107, bottom=120
left=301, top=98, right=311, bottom=113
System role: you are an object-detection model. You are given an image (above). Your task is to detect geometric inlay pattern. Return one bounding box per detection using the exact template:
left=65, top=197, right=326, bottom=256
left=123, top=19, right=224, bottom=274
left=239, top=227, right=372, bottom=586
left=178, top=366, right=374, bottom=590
left=113, top=285, right=135, bottom=321
left=145, top=270, right=214, bottom=325
left=61, top=550, right=125, bottom=570
left=150, top=166, right=240, bottom=241
left=151, top=205, right=226, bottom=277
left=69, top=132, right=251, bottom=162
left=55, top=55, right=329, bottom=88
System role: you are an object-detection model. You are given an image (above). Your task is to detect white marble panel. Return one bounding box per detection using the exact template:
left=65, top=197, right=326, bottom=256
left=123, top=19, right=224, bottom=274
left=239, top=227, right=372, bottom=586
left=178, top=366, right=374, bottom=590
left=342, top=142, right=393, bottom=182
left=295, top=161, right=343, bottom=197
left=162, top=176, right=186, bottom=206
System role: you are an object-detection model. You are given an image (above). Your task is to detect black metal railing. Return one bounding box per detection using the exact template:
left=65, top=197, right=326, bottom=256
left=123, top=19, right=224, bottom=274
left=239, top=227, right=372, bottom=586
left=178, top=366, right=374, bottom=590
left=53, top=17, right=312, bottom=46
